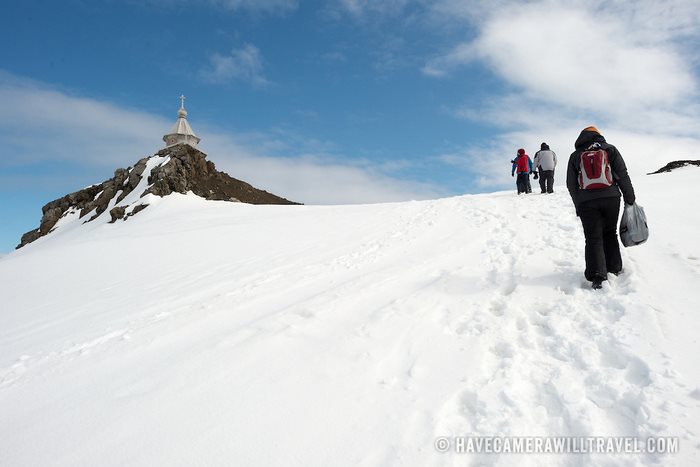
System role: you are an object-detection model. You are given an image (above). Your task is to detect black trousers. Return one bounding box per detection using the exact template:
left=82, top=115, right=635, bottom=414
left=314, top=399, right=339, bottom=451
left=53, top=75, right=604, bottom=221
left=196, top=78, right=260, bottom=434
left=542, top=169, right=554, bottom=193
left=578, top=197, right=622, bottom=281
left=516, top=173, right=529, bottom=194
left=538, top=168, right=546, bottom=192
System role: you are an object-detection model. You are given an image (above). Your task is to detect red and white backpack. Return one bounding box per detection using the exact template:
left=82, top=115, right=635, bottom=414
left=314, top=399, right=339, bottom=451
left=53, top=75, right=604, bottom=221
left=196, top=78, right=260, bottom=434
left=579, top=143, right=613, bottom=189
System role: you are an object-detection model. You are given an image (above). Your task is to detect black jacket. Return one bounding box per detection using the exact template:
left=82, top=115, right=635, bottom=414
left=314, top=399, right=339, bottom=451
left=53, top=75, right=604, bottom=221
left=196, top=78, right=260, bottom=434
left=566, top=129, right=636, bottom=209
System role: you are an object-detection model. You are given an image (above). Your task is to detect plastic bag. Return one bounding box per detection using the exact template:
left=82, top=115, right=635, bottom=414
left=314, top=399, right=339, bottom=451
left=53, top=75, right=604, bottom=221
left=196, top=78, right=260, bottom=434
left=620, top=202, right=649, bottom=247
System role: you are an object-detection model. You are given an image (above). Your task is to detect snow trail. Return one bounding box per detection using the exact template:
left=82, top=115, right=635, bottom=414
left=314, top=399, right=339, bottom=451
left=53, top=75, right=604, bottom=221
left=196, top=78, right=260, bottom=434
left=0, top=172, right=698, bottom=466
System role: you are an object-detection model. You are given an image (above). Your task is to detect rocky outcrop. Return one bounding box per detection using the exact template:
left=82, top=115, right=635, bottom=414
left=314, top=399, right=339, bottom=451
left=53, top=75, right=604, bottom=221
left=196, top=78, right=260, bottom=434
left=648, top=160, right=700, bottom=174
left=18, top=163, right=148, bottom=247
left=145, top=144, right=297, bottom=204
left=17, top=143, right=300, bottom=249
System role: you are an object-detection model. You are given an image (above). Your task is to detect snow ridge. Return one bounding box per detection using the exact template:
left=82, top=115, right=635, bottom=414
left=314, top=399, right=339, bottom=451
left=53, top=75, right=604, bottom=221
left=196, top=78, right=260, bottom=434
left=1, top=171, right=699, bottom=466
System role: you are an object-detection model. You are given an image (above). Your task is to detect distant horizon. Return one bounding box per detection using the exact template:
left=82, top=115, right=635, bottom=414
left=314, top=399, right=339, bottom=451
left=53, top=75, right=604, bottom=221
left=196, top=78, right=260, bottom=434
left=8, top=154, right=697, bottom=255
left=3, top=146, right=522, bottom=254
left=2, top=1, right=700, bottom=252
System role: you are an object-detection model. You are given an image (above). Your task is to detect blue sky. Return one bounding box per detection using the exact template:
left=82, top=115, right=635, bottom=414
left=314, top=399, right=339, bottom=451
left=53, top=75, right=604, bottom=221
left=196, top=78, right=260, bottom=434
left=2, top=0, right=700, bottom=253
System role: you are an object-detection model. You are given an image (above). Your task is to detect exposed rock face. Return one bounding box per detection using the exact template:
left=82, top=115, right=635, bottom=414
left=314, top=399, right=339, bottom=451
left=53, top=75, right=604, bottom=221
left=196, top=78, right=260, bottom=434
left=17, top=144, right=299, bottom=249
left=145, top=144, right=295, bottom=204
left=18, top=165, right=142, bottom=247
left=108, top=206, right=127, bottom=223
left=648, top=160, right=700, bottom=174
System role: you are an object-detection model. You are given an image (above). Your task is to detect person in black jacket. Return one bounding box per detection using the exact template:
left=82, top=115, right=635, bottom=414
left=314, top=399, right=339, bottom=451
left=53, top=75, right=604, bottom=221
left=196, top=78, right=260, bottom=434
left=566, top=126, right=636, bottom=290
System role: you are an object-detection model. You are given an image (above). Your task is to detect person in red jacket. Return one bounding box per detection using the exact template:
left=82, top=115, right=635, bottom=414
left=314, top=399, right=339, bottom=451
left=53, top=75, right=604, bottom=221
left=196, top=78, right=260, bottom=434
left=511, top=148, right=533, bottom=195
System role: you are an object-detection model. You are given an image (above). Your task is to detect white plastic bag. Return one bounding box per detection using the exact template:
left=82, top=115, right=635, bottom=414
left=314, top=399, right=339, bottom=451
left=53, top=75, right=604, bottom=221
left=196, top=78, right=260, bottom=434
left=620, top=202, right=649, bottom=247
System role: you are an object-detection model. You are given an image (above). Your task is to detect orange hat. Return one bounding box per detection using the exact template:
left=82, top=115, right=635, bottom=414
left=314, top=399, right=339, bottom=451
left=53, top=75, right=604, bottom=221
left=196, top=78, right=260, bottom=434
left=583, top=126, right=600, bottom=134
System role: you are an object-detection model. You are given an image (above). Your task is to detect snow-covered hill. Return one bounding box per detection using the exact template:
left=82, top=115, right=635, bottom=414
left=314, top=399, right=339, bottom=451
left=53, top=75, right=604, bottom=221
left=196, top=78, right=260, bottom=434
left=1, top=170, right=699, bottom=466
left=16, top=143, right=297, bottom=249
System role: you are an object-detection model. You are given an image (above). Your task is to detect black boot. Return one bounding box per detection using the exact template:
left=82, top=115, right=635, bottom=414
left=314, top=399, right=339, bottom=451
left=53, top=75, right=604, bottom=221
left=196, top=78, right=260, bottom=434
left=591, top=279, right=603, bottom=290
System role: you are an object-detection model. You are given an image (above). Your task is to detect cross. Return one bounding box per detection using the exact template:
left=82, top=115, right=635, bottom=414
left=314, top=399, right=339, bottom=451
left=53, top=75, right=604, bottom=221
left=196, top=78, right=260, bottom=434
left=179, top=94, right=186, bottom=109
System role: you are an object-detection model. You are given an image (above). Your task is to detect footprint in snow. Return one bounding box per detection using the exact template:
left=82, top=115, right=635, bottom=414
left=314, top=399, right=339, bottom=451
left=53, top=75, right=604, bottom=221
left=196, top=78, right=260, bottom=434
left=454, top=318, right=485, bottom=337
left=491, top=342, right=514, bottom=359
left=557, top=222, right=576, bottom=231
left=488, top=299, right=507, bottom=316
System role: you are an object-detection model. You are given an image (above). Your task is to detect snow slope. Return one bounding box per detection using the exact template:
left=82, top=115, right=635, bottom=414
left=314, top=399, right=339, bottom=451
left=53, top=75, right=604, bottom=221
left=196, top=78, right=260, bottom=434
left=1, top=170, right=699, bottom=466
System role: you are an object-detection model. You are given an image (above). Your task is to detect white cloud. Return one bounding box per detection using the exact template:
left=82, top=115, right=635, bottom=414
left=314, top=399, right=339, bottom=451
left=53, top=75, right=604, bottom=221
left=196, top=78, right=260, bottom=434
left=429, top=0, right=700, bottom=35
left=0, top=71, right=166, bottom=167
left=422, top=43, right=475, bottom=77
left=426, top=2, right=697, bottom=111
left=190, top=128, right=442, bottom=204
left=423, top=0, right=700, bottom=186
left=199, top=44, right=269, bottom=86
left=435, top=146, right=513, bottom=190
left=436, top=100, right=700, bottom=191
left=481, top=7, right=693, bottom=111
left=202, top=136, right=440, bottom=204
left=0, top=71, right=439, bottom=205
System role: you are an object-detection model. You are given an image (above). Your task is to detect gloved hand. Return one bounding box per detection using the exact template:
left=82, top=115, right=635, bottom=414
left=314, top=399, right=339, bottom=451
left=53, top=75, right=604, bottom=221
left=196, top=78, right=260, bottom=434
left=533, top=172, right=539, bottom=180
left=512, top=173, right=514, bottom=177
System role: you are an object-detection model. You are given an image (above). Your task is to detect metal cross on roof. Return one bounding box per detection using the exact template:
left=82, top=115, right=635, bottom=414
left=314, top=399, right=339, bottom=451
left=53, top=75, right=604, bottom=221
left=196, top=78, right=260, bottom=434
left=179, top=94, right=186, bottom=109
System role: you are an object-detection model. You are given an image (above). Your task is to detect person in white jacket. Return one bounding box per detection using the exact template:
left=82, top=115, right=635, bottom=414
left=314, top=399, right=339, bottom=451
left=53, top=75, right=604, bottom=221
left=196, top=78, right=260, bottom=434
left=532, top=151, right=543, bottom=192
left=534, top=142, right=557, bottom=193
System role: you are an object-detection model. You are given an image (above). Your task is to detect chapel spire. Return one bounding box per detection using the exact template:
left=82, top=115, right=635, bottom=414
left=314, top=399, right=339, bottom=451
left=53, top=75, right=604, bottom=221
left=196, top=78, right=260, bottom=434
left=163, top=95, right=201, bottom=148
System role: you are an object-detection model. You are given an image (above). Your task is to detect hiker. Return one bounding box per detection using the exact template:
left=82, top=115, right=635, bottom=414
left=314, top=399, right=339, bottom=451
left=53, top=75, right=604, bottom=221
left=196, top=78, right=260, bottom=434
left=534, top=142, right=557, bottom=193
left=532, top=150, right=543, bottom=191
left=511, top=148, right=533, bottom=195
left=566, top=126, right=636, bottom=290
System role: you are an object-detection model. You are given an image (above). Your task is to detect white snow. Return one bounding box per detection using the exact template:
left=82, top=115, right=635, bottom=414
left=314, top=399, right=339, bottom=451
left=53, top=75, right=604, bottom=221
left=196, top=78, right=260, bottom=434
left=49, top=206, right=82, bottom=231
left=0, top=170, right=699, bottom=466
left=115, top=155, right=167, bottom=209
left=107, top=189, right=122, bottom=213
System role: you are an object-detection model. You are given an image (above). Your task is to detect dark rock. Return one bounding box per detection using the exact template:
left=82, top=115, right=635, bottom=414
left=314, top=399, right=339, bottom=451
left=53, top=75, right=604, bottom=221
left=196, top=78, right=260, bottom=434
left=109, top=206, right=127, bottom=223
left=130, top=204, right=149, bottom=217
left=109, top=204, right=148, bottom=223
left=648, top=160, right=700, bottom=174
left=117, top=158, right=149, bottom=203
left=19, top=229, right=42, bottom=247
left=144, top=144, right=298, bottom=205
left=16, top=143, right=300, bottom=249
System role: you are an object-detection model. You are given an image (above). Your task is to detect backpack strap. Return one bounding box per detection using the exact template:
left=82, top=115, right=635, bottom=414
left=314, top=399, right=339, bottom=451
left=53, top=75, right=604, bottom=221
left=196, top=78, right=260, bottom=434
left=599, top=142, right=620, bottom=182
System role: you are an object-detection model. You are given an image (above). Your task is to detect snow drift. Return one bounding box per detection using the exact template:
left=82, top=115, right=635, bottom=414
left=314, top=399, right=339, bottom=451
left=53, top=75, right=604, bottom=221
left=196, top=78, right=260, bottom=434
left=1, top=169, right=699, bottom=466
